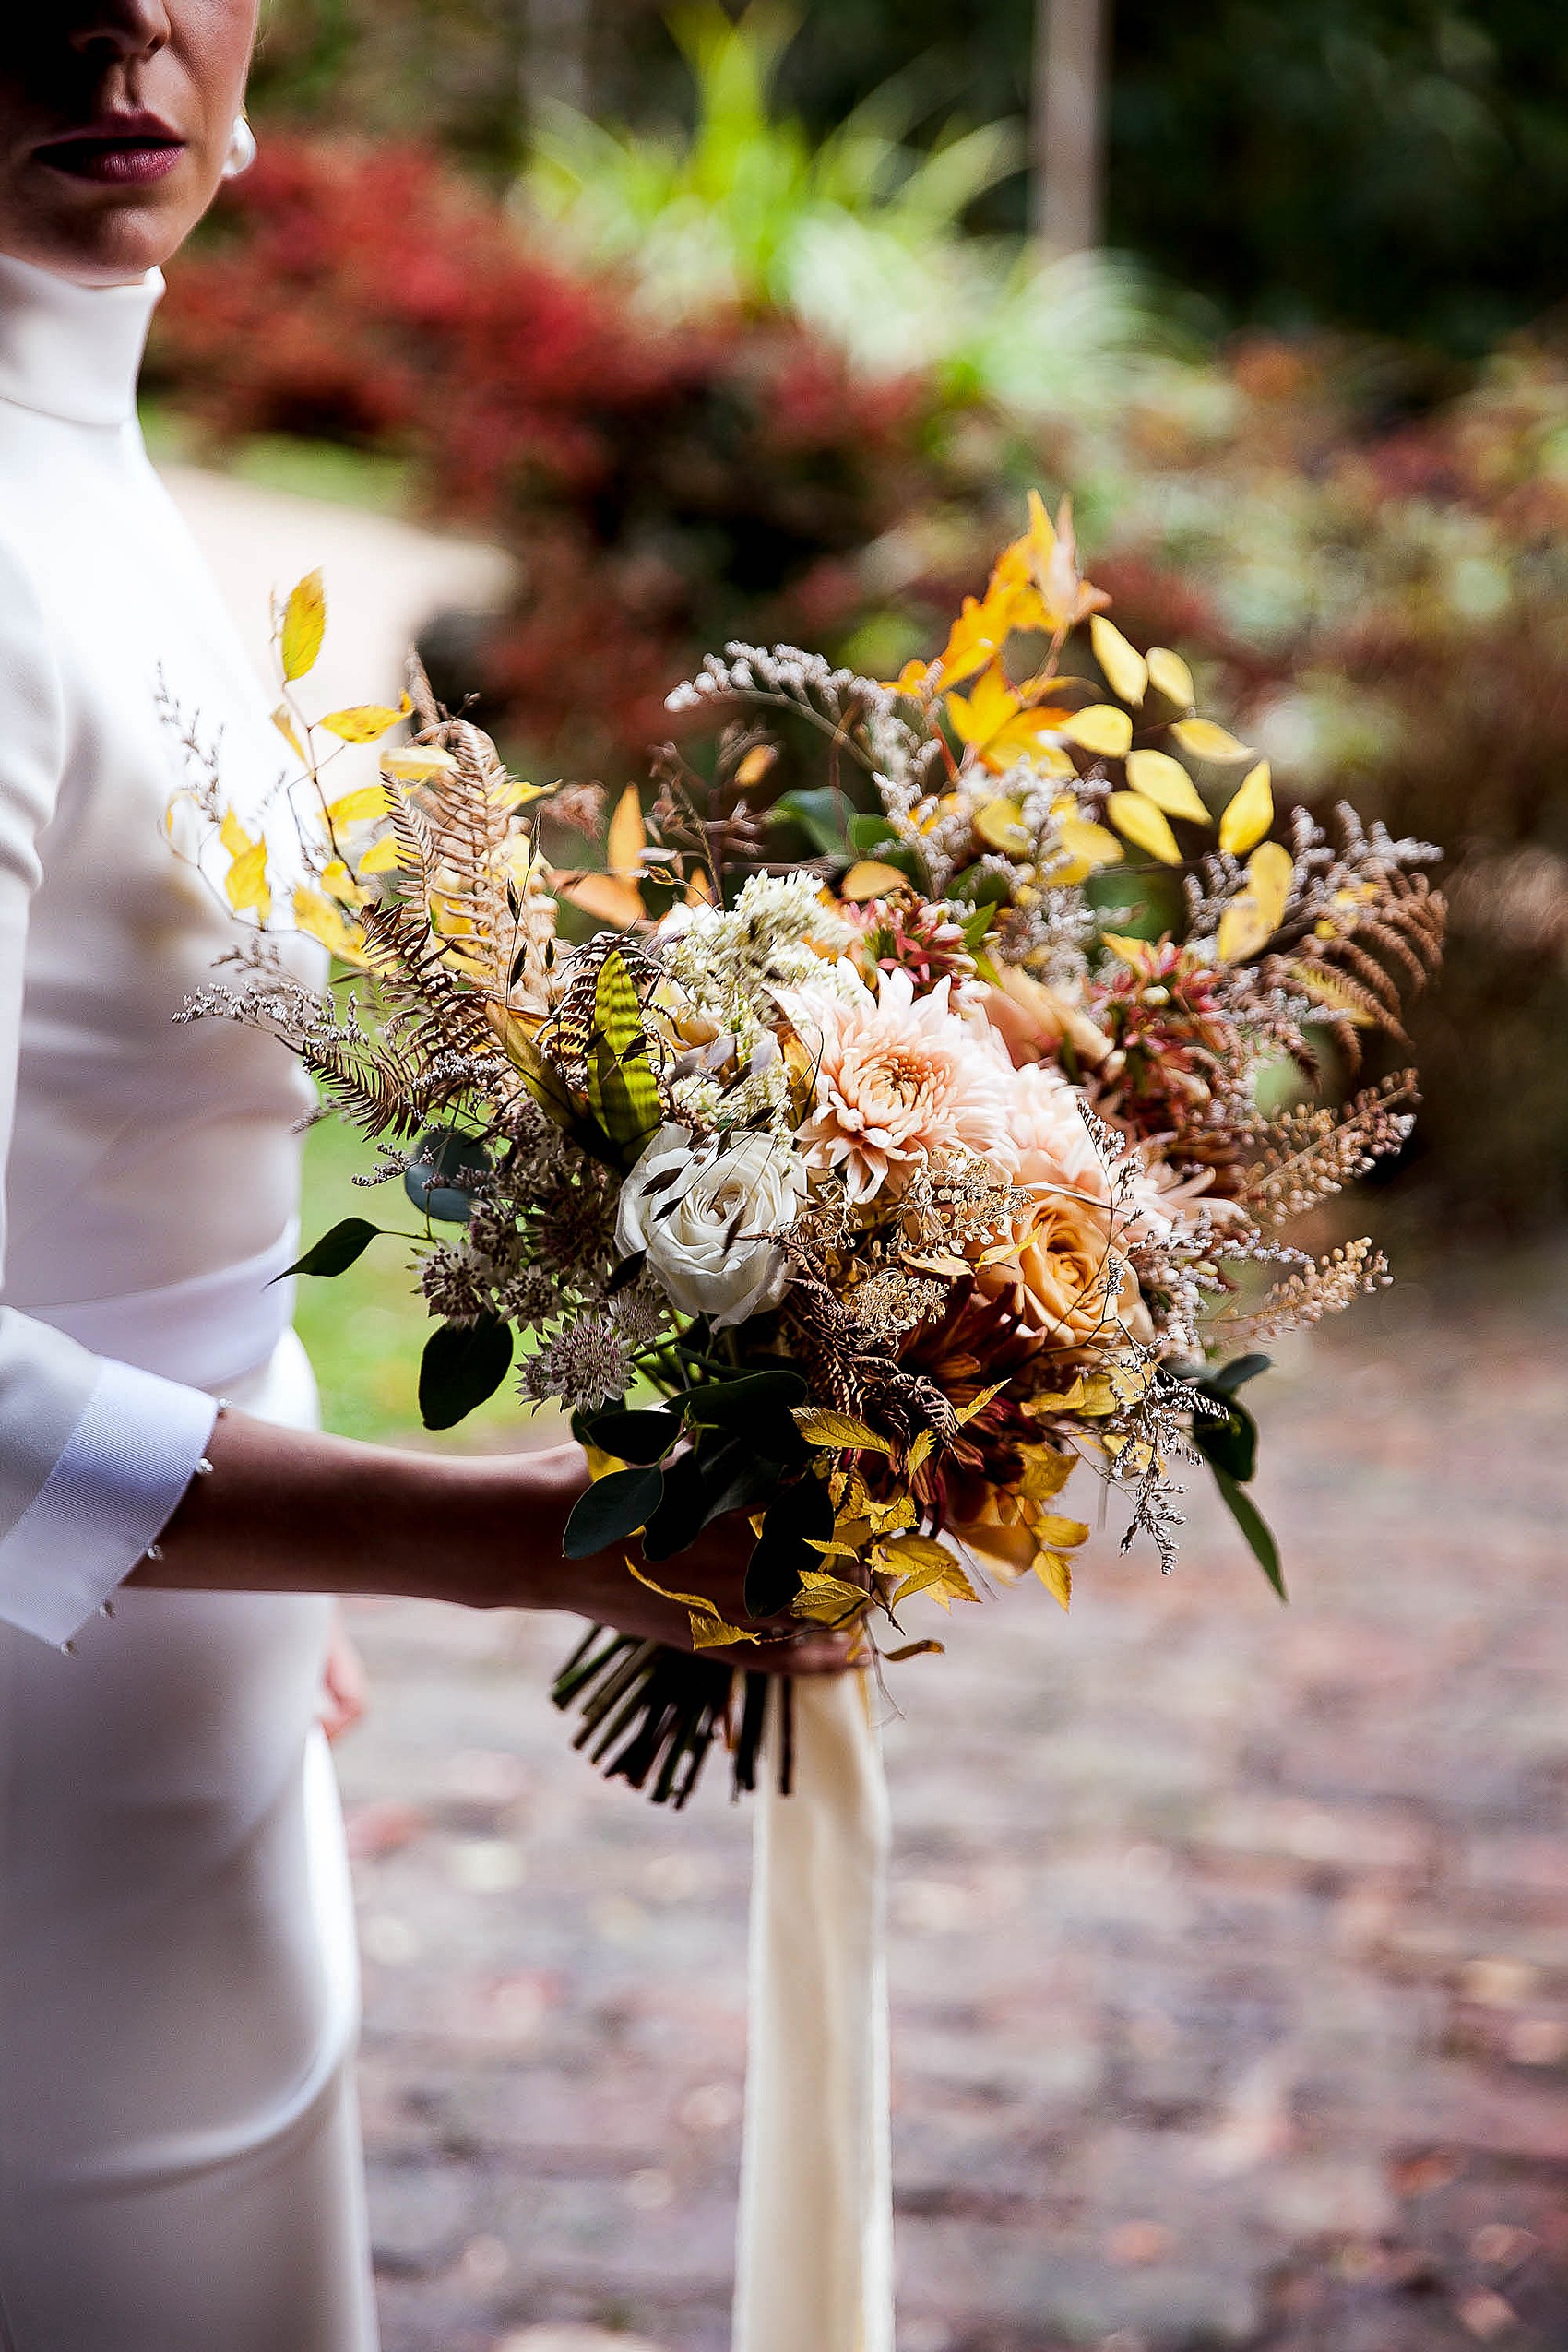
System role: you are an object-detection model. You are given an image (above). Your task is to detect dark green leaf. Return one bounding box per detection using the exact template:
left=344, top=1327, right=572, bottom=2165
left=563, top=1463, right=666, bottom=1558
left=640, top=1450, right=708, bottom=1561
left=772, top=786, right=852, bottom=860
left=1212, top=1467, right=1287, bottom=1601
left=583, top=1408, right=683, bottom=1464
left=1205, top=1352, right=1273, bottom=1397
left=848, top=812, right=900, bottom=854
left=275, top=1217, right=383, bottom=1280
left=419, top=1314, right=514, bottom=1431
left=1192, top=1393, right=1259, bottom=1483
left=680, top=1369, right=809, bottom=1427
left=695, top=1437, right=785, bottom=1530
left=947, top=860, right=1012, bottom=908
left=744, top=1476, right=836, bottom=1620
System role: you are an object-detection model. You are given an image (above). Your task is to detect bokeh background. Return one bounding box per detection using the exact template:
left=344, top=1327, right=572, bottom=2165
left=151, top=7, right=1568, bottom=2347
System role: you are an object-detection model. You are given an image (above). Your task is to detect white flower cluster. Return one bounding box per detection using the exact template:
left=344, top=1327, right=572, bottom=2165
left=659, top=871, right=856, bottom=1051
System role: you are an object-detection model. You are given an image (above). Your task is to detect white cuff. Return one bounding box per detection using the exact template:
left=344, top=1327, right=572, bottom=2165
left=0, top=1355, right=218, bottom=1645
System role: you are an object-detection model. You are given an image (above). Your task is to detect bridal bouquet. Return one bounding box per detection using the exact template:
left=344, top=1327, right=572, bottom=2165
left=170, top=497, right=1443, bottom=1804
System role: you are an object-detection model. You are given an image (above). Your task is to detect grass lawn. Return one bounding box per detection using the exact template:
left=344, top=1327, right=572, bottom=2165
left=292, top=1114, right=559, bottom=1453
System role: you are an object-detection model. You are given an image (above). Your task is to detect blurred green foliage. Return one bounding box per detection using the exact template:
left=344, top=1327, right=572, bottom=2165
left=254, top=0, right=1568, bottom=353
left=293, top=1115, right=540, bottom=1445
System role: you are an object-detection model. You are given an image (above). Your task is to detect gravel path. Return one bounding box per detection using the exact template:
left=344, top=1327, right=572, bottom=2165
left=330, top=1264, right=1568, bottom=2352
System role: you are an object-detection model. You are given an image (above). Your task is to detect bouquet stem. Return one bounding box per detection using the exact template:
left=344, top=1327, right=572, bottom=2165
left=552, top=1627, right=795, bottom=1807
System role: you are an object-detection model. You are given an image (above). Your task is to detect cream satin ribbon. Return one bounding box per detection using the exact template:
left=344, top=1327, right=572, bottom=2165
left=734, top=1672, right=894, bottom=2352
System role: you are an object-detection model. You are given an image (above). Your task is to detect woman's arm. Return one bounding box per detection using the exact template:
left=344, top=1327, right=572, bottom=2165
left=127, top=1410, right=850, bottom=1672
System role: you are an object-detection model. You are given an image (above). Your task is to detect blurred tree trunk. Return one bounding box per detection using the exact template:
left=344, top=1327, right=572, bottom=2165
left=1031, top=0, right=1111, bottom=251
left=521, top=0, right=592, bottom=118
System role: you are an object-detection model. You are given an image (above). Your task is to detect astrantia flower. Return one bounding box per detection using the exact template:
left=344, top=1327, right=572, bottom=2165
left=616, top=1123, right=808, bottom=1329
left=781, top=967, right=1016, bottom=1203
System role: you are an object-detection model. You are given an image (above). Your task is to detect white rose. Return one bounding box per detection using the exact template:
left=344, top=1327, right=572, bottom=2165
left=616, top=1123, right=808, bottom=1331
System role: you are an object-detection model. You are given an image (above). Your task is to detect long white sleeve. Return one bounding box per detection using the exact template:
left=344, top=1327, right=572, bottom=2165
left=0, top=538, right=215, bottom=1644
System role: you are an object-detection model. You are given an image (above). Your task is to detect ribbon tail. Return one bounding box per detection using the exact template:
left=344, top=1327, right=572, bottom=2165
left=733, top=1672, right=894, bottom=2352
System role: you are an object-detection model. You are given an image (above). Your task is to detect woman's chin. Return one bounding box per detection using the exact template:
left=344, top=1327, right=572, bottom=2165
left=3, top=160, right=212, bottom=285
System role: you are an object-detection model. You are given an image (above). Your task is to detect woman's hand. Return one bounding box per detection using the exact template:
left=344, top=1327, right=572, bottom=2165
left=318, top=1617, right=369, bottom=1740
left=503, top=1444, right=857, bottom=1675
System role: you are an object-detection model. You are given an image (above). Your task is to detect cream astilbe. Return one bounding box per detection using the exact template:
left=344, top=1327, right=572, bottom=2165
left=779, top=966, right=1017, bottom=1203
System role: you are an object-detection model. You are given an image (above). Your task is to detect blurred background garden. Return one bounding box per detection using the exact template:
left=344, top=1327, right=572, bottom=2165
left=148, top=0, right=1568, bottom=1418
left=152, top=7, right=1568, bottom=2346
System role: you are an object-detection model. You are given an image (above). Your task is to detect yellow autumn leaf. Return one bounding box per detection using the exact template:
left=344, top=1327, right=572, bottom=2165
left=225, top=838, right=271, bottom=919
left=891, top=1558, right=980, bottom=1612
left=1055, top=814, right=1124, bottom=879
left=1249, top=838, right=1293, bottom=930
left=318, top=858, right=364, bottom=908
left=1124, top=749, right=1211, bottom=825
left=1171, top=716, right=1252, bottom=764
left=734, top=742, right=778, bottom=788
left=356, top=832, right=402, bottom=877
left=488, top=778, right=549, bottom=813
left=972, top=799, right=1030, bottom=857
left=1032, top=1512, right=1090, bottom=1549
left=955, top=1378, right=1009, bottom=1426
left=271, top=704, right=305, bottom=760
left=325, top=783, right=393, bottom=829
left=1106, top=791, right=1183, bottom=865
left=1089, top=615, right=1147, bottom=707
left=279, top=569, right=326, bottom=683
left=791, top=1571, right=871, bottom=1624
left=1034, top=1550, right=1073, bottom=1610
left=555, top=871, right=645, bottom=928
left=606, top=781, right=646, bottom=875
left=1215, top=839, right=1294, bottom=963
left=877, top=1532, right=953, bottom=1574
left=316, top=695, right=412, bottom=745
left=626, top=1558, right=760, bottom=1648
left=791, top=1408, right=895, bottom=1456
left=952, top=1521, right=1035, bottom=1581
left=840, top=859, right=912, bottom=902
left=1061, top=703, right=1134, bottom=758
left=1146, top=647, right=1194, bottom=708
left=1218, top=759, right=1274, bottom=857
left=905, top=1430, right=935, bottom=1478
left=381, top=744, right=458, bottom=784
left=293, top=885, right=365, bottom=962
left=1025, top=1378, right=1087, bottom=1414
left=1017, top=1444, right=1075, bottom=1500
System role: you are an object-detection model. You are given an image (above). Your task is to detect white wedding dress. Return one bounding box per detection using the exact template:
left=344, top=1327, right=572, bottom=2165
left=0, top=254, right=376, bottom=2349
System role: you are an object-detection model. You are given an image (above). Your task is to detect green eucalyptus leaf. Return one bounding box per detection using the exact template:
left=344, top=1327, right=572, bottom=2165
left=1192, top=1393, right=1259, bottom=1483
left=1212, top=1466, right=1287, bottom=1601
left=1205, top=1352, right=1274, bottom=1397
left=680, top=1369, right=809, bottom=1427
left=848, top=812, right=900, bottom=854
left=419, top=1313, right=514, bottom=1431
left=772, top=785, right=852, bottom=860
left=640, top=1450, right=708, bottom=1561
left=275, top=1217, right=384, bottom=1281
left=583, top=1408, right=683, bottom=1464
left=563, top=1463, right=666, bottom=1558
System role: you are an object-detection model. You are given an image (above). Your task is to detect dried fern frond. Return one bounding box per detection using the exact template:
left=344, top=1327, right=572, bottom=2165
left=1220, top=1235, right=1391, bottom=1346
left=1236, top=1072, right=1419, bottom=1224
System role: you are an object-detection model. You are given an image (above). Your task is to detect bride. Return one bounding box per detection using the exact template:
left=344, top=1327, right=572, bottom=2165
left=0, top=9, right=846, bottom=2347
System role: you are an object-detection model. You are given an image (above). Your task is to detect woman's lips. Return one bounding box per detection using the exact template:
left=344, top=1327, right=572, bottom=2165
left=37, top=138, right=186, bottom=187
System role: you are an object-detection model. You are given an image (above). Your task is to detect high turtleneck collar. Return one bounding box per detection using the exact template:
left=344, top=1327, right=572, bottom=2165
left=0, top=252, right=162, bottom=428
